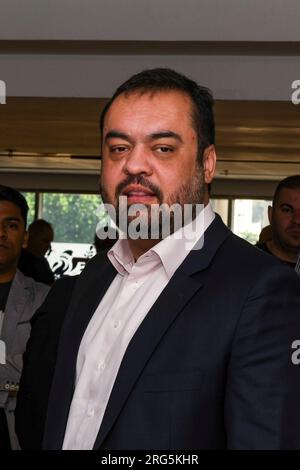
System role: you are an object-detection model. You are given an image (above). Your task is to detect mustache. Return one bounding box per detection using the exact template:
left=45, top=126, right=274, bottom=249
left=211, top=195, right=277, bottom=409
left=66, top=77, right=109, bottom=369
left=115, top=175, right=163, bottom=201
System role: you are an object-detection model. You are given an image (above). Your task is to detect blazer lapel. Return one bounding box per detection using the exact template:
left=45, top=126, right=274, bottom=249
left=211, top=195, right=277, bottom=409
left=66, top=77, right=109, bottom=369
left=94, top=215, right=231, bottom=448
left=93, top=268, right=202, bottom=449
left=1, top=271, right=30, bottom=351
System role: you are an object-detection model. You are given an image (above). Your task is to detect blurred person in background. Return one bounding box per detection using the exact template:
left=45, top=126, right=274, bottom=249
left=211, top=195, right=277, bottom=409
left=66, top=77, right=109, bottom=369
left=18, top=219, right=55, bottom=285
left=257, top=176, right=300, bottom=269
left=256, top=224, right=272, bottom=245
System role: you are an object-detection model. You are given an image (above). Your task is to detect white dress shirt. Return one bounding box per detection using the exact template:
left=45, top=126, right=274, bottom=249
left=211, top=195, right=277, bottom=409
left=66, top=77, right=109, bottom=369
left=62, top=203, right=215, bottom=449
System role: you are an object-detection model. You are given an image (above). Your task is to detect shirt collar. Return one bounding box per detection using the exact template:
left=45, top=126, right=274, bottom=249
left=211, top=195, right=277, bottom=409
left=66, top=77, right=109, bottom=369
left=152, top=202, right=215, bottom=278
left=108, top=203, right=215, bottom=279
left=108, top=238, right=134, bottom=275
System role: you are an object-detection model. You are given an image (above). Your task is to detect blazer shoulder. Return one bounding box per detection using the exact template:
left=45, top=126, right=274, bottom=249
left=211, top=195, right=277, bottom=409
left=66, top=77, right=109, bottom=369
left=81, top=251, right=111, bottom=275
left=31, top=275, right=78, bottom=321
left=12, top=270, right=50, bottom=309
left=216, top=231, right=299, bottom=291
left=225, top=232, right=286, bottom=269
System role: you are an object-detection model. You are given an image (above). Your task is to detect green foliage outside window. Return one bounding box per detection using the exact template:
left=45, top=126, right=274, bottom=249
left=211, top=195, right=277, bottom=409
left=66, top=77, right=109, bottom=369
left=239, top=230, right=259, bottom=245
left=21, top=192, right=35, bottom=226
left=42, top=193, right=104, bottom=244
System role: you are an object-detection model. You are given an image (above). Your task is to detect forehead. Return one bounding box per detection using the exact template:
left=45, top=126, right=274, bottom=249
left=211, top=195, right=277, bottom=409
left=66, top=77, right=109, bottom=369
left=0, top=200, right=23, bottom=218
left=276, top=187, right=300, bottom=206
left=103, top=90, right=195, bottom=133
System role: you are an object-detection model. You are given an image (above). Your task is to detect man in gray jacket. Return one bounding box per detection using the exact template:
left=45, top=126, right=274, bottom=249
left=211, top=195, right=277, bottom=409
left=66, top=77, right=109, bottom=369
left=0, top=186, right=49, bottom=449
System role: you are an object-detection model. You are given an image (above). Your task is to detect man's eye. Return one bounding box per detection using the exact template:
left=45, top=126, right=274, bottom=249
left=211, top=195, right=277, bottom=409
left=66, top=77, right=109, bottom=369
left=281, top=207, right=293, bottom=214
left=155, top=146, right=173, bottom=153
left=7, top=222, right=18, bottom=229
left=111, top=146, right=127, bottom=153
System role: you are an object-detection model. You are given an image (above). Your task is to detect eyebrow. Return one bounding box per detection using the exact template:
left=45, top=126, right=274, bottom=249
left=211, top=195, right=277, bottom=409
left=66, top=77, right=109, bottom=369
left=104, top=130, right=131, bottom=143
left=148, top=131, right=183, bottom=143
left=4, top=217, right=22, bottom=222
left=104, top=129, right=183, bottom=143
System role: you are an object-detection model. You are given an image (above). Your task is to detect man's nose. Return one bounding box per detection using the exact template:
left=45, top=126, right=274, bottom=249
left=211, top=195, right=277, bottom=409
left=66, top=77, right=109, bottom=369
left=0, top=223, right=8, bottom=238
left=292, top=209, right=300, bottom=224
left=123, top=145, right=152, bottom=175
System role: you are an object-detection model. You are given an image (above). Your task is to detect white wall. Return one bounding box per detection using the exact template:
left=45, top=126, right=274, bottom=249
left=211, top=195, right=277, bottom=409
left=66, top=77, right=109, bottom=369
left=0, top=1, right=299, bottom=100
left=0, top=0, right=299, bottom=41
left=1, top=53, right=299, bottom=100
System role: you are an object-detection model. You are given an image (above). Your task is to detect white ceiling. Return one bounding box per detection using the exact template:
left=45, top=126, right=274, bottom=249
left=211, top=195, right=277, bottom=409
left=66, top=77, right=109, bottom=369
left=1, top=0, right=300, bottom=42
left=0, top=1, right=299, bottom=183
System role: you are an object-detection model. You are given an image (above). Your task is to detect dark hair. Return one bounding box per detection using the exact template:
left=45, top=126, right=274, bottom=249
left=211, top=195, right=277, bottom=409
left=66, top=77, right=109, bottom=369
left=100, top=68, right=215, bottom=163
left=273, top=175, right=300, bottom=205
left=28, top=218, right=53, bottom=235
left=0, top=185, right=29, bottom=227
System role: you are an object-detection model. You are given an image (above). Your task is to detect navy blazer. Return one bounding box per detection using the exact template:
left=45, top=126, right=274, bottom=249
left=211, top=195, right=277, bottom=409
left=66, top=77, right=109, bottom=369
left=15, top=216, right=300, bottom=449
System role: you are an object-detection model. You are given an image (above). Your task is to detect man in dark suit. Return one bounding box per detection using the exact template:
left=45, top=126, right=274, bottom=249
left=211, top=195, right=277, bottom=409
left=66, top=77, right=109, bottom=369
left=256, top=175, right=300, bottom=270
left=16, top=68, right=300, bottom=450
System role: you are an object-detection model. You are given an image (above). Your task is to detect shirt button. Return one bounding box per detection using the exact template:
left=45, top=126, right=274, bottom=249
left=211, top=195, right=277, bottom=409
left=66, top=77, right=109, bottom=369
left=113, top=320, right=121, bottom=329
left=97, top=362, right=106, bottom=371
left=87, top=406, right=95, bottom=417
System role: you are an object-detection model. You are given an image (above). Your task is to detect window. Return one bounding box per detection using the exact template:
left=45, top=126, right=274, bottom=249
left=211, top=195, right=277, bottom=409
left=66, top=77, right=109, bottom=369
left=21, top=192, right=35, bottom=226
left=18, top=189, right=274, bottom=277
left=210, top=198, right=229, bottom=225
left=232, top=199, right=271, bottom=244
left=42, top=193, right=103, bottom=278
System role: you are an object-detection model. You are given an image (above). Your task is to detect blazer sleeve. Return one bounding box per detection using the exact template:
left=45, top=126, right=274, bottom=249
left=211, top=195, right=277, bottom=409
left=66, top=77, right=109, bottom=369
left=15, top=275, right=77, bottom=449
left=224, top=265, right=300, bottom=449
left=0, top=278, right=49, bottom=406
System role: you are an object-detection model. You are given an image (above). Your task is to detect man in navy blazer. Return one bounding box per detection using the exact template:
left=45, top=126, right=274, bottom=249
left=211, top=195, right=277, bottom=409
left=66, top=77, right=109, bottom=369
left=16, top=69, right=300, bottom=450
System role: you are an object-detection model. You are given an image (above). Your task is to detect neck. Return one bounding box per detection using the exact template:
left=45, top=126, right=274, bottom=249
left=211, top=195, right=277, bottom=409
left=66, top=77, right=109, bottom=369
left=26, top=247, right=41, bottom=257
left=0, top=265, right=17, bottom=283
left=128, top=238, right=160, bottom=261
left=266, top=239, right=298, bottom=263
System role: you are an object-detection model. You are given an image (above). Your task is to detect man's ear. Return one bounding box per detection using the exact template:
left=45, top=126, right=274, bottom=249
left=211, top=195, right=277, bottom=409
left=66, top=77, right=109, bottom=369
left=22, top=230, right=29, bottom=249
left=203, top=145, right=216, bottom=184
left=268, top=205, right=273, bottom=225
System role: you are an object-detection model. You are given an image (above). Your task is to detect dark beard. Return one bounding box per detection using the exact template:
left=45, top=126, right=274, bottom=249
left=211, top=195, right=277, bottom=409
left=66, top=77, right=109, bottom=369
left=100, top=164, right=205, bottom=239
